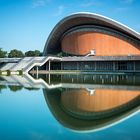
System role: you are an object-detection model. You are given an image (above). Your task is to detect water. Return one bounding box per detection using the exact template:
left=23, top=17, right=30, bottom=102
left=0, top=74, right=140, bottom=140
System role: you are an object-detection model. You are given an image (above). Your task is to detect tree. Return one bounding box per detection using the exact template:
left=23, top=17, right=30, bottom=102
left=25, top=50, right=41, bottom=57
left=8, top=49, right=24, bottom=58
left=25, top=51, right=34, bottom=56
left=34, top=50, right=41, bottom=56
left=0, top=85, right=7, bottom=93
left=8, top=85, right=23, bottom=92
left=0, top=48, right=7, bottom=58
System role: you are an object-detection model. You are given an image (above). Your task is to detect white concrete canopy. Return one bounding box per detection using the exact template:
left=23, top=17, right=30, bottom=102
left=43, top=12, right=140, bottom=55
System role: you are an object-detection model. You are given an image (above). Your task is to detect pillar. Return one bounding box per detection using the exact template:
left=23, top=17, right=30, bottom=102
left=113, top=61, right=116, bottom=71
left=134, top=61, right=135, bottom=72
left=48, top=73, right=50, bottom=84
left=61, top=62, right=63, bottom=70
left=95, top=61, right=96, bottom=71
left=36, top=66, right=38, bottom=79
left=49, top=60, right=50, bottom=71
left=77, top=62, right=79, bottom=70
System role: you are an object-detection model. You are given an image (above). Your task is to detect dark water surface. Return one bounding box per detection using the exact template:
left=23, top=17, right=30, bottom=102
left=0, top=74, right=140, bottom=140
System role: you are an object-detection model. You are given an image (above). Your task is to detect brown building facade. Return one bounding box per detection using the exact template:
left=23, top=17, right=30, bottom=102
left=62, top=28, right=140, bottom=56
left=44, top=13, right=140, bottom=56
left=61, top=89, right=140, bottom=113
left=42, top=13, right=140, bottom=72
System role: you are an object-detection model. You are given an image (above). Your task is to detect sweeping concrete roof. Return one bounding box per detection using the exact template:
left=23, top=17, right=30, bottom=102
left=43, top=12, right=140, bottom=55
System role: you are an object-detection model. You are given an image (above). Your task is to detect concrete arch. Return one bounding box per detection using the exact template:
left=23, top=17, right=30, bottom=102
left=43, top=12, right=140, bottom=55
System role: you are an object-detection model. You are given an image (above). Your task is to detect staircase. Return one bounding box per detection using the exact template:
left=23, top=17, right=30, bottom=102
left=11, top=57, right=35, bottom=71
left=0, top=56, right=62, bottom=74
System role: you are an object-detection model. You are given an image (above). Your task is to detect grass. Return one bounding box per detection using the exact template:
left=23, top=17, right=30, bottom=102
left=0, top=70, right=23, bottom=76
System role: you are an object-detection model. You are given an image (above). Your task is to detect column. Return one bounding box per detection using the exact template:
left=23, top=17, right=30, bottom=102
left=95, top=61, right=96, bottom=71
left=49, top=60, right=50, bottom=71
left=61, top=62, right=62, bottom=70
left=134, top=61, right=135, bottom=72
left=113, top=61, right=116, bottom=71
left=48, top=73, right=50, bottom=84
left=36, top=66, right=38, bottom=79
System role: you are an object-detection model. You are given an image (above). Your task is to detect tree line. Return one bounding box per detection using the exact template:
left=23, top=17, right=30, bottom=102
left=0, top=48, right=42, bottom=58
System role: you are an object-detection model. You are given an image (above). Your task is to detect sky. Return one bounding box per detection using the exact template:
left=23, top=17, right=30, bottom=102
left=0, top=0, right=140, bottom=53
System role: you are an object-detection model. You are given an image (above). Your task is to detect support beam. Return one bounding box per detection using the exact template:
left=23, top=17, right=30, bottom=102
left=61, top=62, right=63, bottom=70
left=49, top=60, right=50, bottom=71
left=36, top=66, right=38, bottom=79
left=134, top=61, right=135, bottom=72
left=113, top=61, right=115, bottom=71
left=95, top=61, right=97, bottom=71
left=48, top=73, right=50, bottom=84
left=77, top=62, right=79, bottom=70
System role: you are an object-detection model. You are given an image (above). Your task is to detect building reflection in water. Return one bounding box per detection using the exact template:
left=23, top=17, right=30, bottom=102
left=42, top=74, right=140, bottom=132
left=2, top=73, right=139, bottom=132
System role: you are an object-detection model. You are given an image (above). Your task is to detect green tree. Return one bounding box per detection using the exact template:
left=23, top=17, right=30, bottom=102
left=25, top=51, right=34, bottom=56
left=8, top=49, right=24, bottom=58
left=8, top=85, right=23, bottom=92
left=0, top=85, right=7, bottom=93
left=0, top=48, right=7, bottom=58
left=34, top=50, right=41, bottom=56
left=25, top=50, right=41, bottom=57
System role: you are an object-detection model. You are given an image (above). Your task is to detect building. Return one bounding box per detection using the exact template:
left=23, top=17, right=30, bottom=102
left=44, top=12, right=140, bottom=56
left=42, top=12, right=140, bottom=73
left=0, top=12, right=140, bottom=74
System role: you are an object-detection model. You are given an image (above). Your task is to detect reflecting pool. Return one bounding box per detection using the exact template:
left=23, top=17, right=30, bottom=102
left=0, top=74, right=140, bottom=140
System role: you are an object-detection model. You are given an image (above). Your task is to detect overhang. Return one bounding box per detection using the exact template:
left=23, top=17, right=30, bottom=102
left=43, top=12, right=140, bottom=55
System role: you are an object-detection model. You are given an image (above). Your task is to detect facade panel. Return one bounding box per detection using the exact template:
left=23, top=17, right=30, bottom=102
left=62, top=32, right=140, bottom=56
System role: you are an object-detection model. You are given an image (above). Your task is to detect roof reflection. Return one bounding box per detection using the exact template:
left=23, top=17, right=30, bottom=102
left=43, top=87, right=140, bottom=132
left=0, top=73, right=140, bottom=132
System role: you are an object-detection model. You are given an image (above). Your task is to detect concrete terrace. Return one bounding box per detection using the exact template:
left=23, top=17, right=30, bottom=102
left=0, top=55, right=140, bottom=75
left=0, top=56, right=61, bottom=75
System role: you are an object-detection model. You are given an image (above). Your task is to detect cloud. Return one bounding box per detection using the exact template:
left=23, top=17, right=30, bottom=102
left=121, top=0, right=134, bottom=4
left=80, top=1, right=100, bottom=8
left=53, top=5, right=64, bottom=16
left=32, top=0, right=49, bottom=8
left=80, top=2, right=96, bottom=7
left=115, top=7, right=129, bottom=12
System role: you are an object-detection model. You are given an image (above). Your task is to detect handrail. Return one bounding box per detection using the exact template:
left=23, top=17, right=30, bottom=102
left=24, top=73, right=62, bottom=89
left=10, top=57, right=35, bottom=70
left=23, top=56, right=62, bottom=73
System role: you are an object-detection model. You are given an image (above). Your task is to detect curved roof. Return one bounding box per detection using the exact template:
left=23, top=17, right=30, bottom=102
left=43, top=12, right=140, bottom=55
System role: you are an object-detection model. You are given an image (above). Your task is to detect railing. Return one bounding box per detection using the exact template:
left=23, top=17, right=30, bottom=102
left=0, top=58, right=21, bottom=63
left=10, top=57, right=35, bottom=70
left=24, top=73, right=62, bottom=89
left=23, top=56, right=62, bottom=73
left=62, top=55, right=140, bottom=61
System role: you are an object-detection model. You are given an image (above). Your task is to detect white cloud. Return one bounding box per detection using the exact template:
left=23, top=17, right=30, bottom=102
left=32, top=0, right=50, bottom=8
left=115, top=7, right=129, bottom=12
left=121, top=0, right=134, bottom=4
left=53, top=5, right=64, bottom=16
left=81, top=2, right=96, bottom=7
left=80, top=1, right=100, bottom=8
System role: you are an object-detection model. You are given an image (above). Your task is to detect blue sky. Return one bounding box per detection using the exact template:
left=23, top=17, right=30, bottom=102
left=0, top=0, right=140, bottom=53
